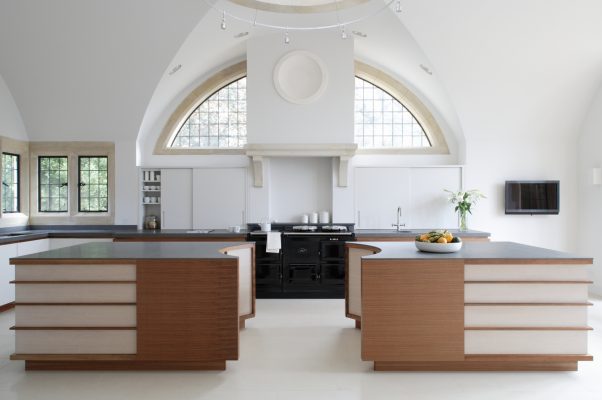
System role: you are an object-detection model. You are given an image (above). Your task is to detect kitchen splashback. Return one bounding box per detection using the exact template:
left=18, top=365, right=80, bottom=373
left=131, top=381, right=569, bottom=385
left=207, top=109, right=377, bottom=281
left=269, top=157, right=332, bottom=223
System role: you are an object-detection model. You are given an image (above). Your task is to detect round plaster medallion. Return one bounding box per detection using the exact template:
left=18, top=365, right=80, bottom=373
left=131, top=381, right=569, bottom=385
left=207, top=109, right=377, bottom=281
left=273, top=51, right=328, bottom=104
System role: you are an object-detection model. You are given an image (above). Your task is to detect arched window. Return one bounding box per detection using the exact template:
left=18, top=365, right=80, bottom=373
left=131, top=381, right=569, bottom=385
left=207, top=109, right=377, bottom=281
left=354, top=77, right=431, bottom=148
left=156, top=61, right=448, bottom=155
left=170, top=77, right=247, bottom=149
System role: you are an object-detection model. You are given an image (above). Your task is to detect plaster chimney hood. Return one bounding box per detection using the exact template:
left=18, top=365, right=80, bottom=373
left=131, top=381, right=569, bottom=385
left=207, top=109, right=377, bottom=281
left=244, top=143, right=357, bottom=188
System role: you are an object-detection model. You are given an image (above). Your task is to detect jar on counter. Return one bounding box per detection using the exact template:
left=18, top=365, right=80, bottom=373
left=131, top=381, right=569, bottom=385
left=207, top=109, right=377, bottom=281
left=145, top=215, right=158, bottom=230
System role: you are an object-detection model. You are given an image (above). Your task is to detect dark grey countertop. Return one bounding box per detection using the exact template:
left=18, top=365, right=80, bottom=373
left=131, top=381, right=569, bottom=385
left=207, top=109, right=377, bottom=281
left=352, top=241, right=592, bottom=262
left=10, top=241, right=251, bottom=263
left=114, top=229, right=249, bottom=238
left=0, top=227, right=248, bottom=245
left=0, top=226, right=487, bottom=245
left=355, top=229, right=490, bottom=237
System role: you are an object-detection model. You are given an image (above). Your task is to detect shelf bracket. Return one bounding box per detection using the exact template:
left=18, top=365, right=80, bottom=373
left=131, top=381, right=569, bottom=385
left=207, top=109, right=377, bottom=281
left=252, top=156, right=264, bottom=187
left=338, top=156, right=351, bottom=187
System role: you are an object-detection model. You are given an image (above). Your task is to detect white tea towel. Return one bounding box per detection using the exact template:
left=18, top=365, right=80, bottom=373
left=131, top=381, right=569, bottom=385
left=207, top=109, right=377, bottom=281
left=266, top=232, right=281, bottom=253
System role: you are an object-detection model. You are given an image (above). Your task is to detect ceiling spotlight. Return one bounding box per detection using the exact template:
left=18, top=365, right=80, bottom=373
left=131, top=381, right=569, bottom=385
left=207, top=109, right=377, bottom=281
left=168, top=64, right=182, bottom=76
left=220, top=11, right=227, bottom=30
left=420, top=64, right=433, bottom=75
left=341, top=27, right=348, bottom=40
left=284, top=31, right=290, bottom=44
left=395, top=1, right=402, bottom=13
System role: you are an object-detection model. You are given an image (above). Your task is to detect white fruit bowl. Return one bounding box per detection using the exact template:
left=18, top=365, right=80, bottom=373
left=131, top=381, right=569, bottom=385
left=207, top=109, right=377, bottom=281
left=415, top=240, right=463, bottom=253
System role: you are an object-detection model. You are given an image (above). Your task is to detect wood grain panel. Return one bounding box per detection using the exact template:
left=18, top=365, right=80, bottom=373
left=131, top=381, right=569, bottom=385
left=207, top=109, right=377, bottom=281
left=465, top=302, right=593, bottom=306
left=361, top=259, right=464, bottom=362
left=11, top=353, right=137, bottom=361
left=374, top=361, right=578, bottom=371
left=25, top=360, right=225, bottom=371
left=136, top=260, right=239, bottom=362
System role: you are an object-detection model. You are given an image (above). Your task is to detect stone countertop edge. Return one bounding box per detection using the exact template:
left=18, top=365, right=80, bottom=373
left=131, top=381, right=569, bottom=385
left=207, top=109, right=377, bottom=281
left=10, top=241, right=253, bottom=263
left=350, top=241, right=593, bottom=262
left=0, top=228, right=249, bottom=245
left=354, top=229, right=491, bottom=237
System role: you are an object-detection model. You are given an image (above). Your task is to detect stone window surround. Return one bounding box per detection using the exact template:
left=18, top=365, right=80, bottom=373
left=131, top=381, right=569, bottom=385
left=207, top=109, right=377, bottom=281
left=29, top=142, right=115, bottom=225
left=0, top=136, right=29, bottom=223
left=154, top=60, right=449, bottom=156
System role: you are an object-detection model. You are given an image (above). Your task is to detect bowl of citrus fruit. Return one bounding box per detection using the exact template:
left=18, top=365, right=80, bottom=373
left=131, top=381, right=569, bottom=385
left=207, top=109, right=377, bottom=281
left=415, top=230, right=462, bottom=253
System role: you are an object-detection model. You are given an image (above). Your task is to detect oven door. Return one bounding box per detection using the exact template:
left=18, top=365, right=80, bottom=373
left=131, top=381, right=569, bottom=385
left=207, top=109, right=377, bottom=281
left=283, top=236, right=320, bottom=264
left=284, top=264, right=321, bottom=292
left=320, top=238, right=346, bottom=261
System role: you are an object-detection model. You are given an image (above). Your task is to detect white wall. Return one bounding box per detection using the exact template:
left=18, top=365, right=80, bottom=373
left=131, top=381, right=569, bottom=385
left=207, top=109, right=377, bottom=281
left=578, top=82, right=602, bottom=295
left=269, top=157, right=332, bottom=223
left=114, top=140, right=138, bottom=225
left=247, top=32, right=354, bottom=144
left=465, top=136, right=578, bottom=253
left=0, top=73, right=27, bottom=140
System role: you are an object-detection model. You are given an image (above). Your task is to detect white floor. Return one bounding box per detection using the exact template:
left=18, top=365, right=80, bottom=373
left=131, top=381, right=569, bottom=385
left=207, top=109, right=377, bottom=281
left=1, top=298, right=601, bottom=400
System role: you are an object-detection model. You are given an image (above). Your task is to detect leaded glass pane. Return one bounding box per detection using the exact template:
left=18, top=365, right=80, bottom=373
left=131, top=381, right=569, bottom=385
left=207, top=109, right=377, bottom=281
left=354, top=77, right=431, bottom=148
left=2, top=153, right=19, bottom=213
left=39, top=156, right=68, bottom=212
left=78, top=156, right=109, bottom=212
left=170, top=77, right=247, bottom=149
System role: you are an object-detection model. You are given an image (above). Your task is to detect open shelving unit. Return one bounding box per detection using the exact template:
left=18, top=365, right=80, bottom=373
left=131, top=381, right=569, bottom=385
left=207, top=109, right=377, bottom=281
left=140, top=169, right=161, bottom=229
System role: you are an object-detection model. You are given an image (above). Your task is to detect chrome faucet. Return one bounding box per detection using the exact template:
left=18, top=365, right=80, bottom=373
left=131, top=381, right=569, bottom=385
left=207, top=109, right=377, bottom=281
left=392, top=206, right=406, bottom=231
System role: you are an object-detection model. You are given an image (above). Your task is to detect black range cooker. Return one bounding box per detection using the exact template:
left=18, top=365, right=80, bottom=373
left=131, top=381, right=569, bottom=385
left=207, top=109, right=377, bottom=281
left=247, top=223, right=355, bottom=298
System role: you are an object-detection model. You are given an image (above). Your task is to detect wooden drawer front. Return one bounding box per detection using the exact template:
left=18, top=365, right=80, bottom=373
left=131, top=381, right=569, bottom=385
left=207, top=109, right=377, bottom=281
left=225, top=247, right=253, bottom=316
left=465, top=284, right=588, bottom=303
left=15, top=305, right=136, bottom=327
left=15, top=264, right=136, bottom=281
left=465, top=331, right=588, bottom=355
left=465, top=264, right=590, bottom=281
left=16, top=284, right=136, bottom=303
left=16, top=330, right=136, bottom=354
left=465, top=306, right=588, bottom=327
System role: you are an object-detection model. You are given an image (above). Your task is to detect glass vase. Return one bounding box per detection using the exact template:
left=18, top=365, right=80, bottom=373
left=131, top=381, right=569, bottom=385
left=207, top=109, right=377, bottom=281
left=459, top=211, right=468, bottom=231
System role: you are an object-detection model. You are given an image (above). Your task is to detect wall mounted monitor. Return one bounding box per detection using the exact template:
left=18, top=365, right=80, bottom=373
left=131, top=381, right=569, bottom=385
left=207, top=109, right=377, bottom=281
left=505, top=181, right=559, bottom=215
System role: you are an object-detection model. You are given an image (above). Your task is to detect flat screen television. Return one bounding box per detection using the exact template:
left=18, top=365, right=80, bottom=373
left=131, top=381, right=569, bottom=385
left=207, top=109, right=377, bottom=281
left=505, top=181, right=559, bottom=215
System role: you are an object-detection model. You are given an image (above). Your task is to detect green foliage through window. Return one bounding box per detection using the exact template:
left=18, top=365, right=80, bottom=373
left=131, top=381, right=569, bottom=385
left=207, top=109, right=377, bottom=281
left=2, top=153, right=20, bottom=213
left=38, top=156, right=68, bottom=212
left=78, top=156, right=108, bottom=212
left=170, top=77, right=247, bottom=149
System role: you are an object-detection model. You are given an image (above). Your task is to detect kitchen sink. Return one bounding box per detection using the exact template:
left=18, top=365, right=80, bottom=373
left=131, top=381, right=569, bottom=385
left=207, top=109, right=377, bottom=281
left=186, top=230, right=213, bottom=234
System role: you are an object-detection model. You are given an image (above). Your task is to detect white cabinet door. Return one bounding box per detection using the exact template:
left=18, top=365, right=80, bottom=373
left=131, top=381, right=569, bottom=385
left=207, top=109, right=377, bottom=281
left=17, top=239, right=50, bottom=256
left=49, top=238, right=113, bottom=250
left=193, top=168, right=246, bottom=229
left=161, top=169, right=193, bottom=229
left=408, top=167, right=462, bottom=229
left=354, top=168, right=410, bottom=229
left=0, top=243, right=18, bottom=305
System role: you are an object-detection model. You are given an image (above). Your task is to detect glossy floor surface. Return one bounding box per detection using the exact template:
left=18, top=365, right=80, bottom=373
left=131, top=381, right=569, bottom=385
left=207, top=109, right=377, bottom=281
left=1, top=298, right=601, bottom=400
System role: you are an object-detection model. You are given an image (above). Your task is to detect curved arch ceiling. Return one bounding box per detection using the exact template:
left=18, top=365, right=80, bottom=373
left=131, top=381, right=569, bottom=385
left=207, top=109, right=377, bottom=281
left=137, top=3, right=464, bottom=162
left=0, top=0, right=600, bottom=156
left=0, top=0, right=209, bottom=141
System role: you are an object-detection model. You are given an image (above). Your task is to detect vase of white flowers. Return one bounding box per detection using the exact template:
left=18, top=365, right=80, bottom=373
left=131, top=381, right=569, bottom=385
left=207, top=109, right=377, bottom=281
left=445, top=189, right=486, bottom=231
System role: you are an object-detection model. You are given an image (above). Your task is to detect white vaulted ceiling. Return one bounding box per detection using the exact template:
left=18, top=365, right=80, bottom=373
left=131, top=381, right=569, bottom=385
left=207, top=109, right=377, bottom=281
left=0, top=0, right=601, bottom=149
left=0, top=0, right=206, bottom=141
left=399, top=0, right=602, bottom=141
